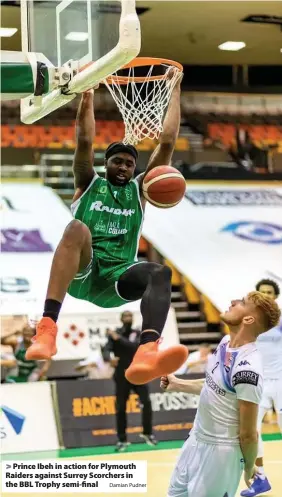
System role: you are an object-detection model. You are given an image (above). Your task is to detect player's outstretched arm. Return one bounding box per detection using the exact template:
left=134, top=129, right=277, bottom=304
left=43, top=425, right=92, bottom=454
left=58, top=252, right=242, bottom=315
left=160, top=374, right=204, bottom=395
left=72, top=90, right=96, bottom=197
left=143, top=70, right=182, bottom=176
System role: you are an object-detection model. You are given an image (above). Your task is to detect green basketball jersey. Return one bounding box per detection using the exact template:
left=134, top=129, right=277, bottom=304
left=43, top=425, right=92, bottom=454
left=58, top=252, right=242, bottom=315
left=15, top=343, right=37, bottom=381
left=71, top=175, right=143, bottom=263
left=6, top=341, right=38, bottom=383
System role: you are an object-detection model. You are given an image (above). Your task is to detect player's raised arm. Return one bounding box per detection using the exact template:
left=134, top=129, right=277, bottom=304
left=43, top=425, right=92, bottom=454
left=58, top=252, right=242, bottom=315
left=160, top=374, right=205, bottom=395
left=72, top=90, right=96, bottom=194
left=144, top=70, right=182, bottom=176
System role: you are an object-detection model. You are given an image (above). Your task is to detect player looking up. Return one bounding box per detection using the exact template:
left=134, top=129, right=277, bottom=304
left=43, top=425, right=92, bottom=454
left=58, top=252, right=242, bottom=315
left=161, top=292, right=280, bottom=497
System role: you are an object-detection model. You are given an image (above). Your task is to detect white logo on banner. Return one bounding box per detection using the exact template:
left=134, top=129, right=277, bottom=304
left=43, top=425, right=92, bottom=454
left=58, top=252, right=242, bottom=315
left=186, top=190, right=282, bottom=206
left=221, top=221, right=282, bottom=244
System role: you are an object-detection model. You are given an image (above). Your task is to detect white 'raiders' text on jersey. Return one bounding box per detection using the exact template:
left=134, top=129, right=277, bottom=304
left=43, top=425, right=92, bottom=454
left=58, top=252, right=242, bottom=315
left=192, top=335, right=263, bottom=445
left=256, top=317, right=282, bottom=380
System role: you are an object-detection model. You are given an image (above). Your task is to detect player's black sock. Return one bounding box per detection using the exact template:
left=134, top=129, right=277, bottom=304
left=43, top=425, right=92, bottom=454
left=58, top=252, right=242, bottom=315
left=140, top=265, right=171, bottom=343
left=140, top=330, right=160, bottom=345
left=43, top=299, right=62, bottom=323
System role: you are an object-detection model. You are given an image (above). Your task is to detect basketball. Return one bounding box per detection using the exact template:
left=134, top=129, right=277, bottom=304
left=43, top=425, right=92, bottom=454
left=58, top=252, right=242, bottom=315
left=142, top=166, right=186, bottom=208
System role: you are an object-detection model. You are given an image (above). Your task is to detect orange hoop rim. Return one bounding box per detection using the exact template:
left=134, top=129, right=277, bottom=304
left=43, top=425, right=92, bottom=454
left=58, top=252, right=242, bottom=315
left=105, top=57, right=183, bottom=85
left=78, top=57, right=183, bottom=85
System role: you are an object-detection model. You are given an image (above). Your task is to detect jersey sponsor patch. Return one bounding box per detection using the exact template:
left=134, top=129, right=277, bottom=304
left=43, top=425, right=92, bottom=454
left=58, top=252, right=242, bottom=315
left=232, top=370, right=259, bottom=387
left=206, top=372, right=226, bottom=396
left=238, top=360, right=250, bottom=367
left=90, top=200, right=135, bottom=217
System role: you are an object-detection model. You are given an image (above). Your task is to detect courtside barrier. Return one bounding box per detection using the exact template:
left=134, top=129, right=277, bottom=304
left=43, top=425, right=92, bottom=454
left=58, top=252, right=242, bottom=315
left=55, top=375, right=201, bottom=448
left=1, top=375, right=201, bottom=453
left=1, top=382, right=59, bottom=454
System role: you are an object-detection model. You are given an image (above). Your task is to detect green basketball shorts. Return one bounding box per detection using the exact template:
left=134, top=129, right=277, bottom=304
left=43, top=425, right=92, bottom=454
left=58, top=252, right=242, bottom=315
left=67, top=250, right=137, bottom=308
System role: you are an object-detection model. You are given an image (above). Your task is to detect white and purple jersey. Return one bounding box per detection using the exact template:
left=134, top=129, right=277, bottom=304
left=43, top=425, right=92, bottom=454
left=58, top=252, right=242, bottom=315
left=193, top=335, right=263, bottom=445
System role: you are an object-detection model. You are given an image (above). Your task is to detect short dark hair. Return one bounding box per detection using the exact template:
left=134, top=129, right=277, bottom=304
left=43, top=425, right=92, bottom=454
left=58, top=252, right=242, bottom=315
left=255, top=279, right=280, bottom=297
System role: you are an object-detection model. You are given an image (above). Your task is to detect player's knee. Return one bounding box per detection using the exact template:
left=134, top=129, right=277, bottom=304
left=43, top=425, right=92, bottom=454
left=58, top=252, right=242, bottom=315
left=63, top=220, right=91, bottom=247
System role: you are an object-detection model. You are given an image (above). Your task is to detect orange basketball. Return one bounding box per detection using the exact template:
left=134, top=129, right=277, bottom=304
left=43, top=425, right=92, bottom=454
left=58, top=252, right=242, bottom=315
left=142, top=166, right=186, bottom=208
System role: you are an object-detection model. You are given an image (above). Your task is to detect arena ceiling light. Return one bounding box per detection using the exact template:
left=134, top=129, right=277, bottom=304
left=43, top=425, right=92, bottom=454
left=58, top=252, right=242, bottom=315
left=218, top=41, right=246, bottom=51
left=0, top=28, right=18, bottom=37
left=65, top=32, right=89, bottom=42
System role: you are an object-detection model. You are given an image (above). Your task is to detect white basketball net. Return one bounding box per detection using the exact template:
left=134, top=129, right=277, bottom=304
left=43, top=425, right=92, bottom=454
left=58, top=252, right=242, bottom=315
left=103, top=64, right=183, bottom=146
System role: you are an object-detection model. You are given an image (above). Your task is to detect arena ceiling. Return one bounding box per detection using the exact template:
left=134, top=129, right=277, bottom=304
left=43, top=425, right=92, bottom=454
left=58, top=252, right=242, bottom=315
left=1, top=1, right=282, bottom=65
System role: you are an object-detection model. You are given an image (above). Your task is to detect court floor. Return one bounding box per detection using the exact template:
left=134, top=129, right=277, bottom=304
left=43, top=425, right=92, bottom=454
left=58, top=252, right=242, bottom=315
left=3, top=439, right=281, bottom=497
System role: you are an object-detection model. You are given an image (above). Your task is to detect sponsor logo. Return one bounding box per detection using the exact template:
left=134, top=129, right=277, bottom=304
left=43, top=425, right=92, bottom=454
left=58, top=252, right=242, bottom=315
left=238, top=360, right=250, bottom=367
left=0, top=406, right=25, bottom=439
left=221, top=221, right=282, bottom=244
left=108, top=227, right=127, bottom=235
left=94, top=220, right=107, bottom=233
left=206, top=373, right=226, bottom=397
left=1, top=229, right=53, bottom=252
left=185, top=190, right=282, bottom=206
left=90, top=201, right=135, bottom=217
left=150, top=392, right=198, bottom=411
left=94, top=221, right=128, bottom=236
left=232, top=370, right=259, bottom=387
left=98, top=186, right=107, bottom=194
left=72, top=391, right=197, bottom=417
left=63, top=324, right=85, bottom=347
left=125, top=189, right=132, bottom=201
left=0, top=277, right=30, bottom=293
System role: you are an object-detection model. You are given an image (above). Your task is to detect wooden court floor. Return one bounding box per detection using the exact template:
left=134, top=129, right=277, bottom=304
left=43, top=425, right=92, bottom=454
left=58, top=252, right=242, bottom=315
left=3, top=439, right=281, bottom=497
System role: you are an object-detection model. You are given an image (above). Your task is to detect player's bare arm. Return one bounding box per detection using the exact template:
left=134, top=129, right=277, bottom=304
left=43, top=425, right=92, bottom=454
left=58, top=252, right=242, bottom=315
left=72, top=90, right=96, bottom=202
left=160, top=374, right=205, bottom=395
left=238, top=399, right=259, bottom=488
left=137, top=70, right=182, bottom=203
left=1, top=335, right=18, bottom=350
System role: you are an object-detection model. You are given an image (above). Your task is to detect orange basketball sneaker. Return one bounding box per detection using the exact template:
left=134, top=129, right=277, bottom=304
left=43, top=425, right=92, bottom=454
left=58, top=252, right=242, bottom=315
left=125, top=339, right=188, bottom=385
left=25, top=317, right=57, bottom=360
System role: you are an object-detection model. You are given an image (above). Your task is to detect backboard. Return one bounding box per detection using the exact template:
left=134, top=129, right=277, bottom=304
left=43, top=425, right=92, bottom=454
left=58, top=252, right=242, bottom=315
left=22, top=0, right=123, bottom=68
left=20, top=0, right=141, bottom=123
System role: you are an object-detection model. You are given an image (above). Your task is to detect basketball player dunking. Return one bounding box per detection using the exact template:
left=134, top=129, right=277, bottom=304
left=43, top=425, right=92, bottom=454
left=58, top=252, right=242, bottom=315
left=241, top=279, right=282, bottom=496
left=161, top=292, right=280, bottom=497
left=26, top=72, right=188, bottom=385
